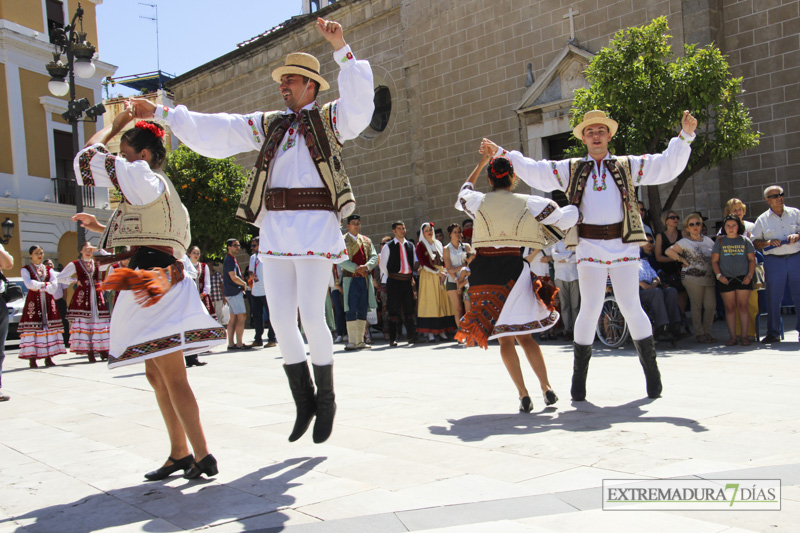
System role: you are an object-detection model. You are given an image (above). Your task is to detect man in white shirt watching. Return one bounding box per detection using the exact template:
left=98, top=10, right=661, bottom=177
left=751, top=185, right=800, bottom=344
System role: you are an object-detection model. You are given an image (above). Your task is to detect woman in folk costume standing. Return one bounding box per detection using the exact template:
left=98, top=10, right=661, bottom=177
left=58, top=241, right=111, bottom=363
left=130, top=18, right=373, bottom=444
left=416, top=223, right=456, bottom=342
left=73, top=109, right=226, bottom=481
left=455, top=143, right=578, bottom=411
left=19, top=246, right=66, bottom=367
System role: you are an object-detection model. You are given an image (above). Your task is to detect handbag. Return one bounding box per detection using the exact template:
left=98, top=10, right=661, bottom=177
left=0, top=272, right=22, bottom=303
left=220, top=302, right=231, bottom=325
left=753, top=263, right=766, bottom=290
left=366, top=308, right=378, bottom=326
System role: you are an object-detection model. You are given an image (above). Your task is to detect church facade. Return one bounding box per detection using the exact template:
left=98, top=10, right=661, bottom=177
left=167, top=0, right=799, bottom=238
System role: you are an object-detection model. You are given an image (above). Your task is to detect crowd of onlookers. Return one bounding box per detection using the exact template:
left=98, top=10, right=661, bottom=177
left=318, top=185, right=798, bottom=349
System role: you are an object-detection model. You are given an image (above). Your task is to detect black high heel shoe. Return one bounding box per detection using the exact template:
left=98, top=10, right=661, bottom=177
left=184, top=454, right=218, bottom=479
left=144, top=454, right=194, bottom=481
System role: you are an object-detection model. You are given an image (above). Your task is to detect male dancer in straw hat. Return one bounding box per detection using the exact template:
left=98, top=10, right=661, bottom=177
left=132, top=18, right=374, bottom=444
left=483, top=110, right=697, bottom=401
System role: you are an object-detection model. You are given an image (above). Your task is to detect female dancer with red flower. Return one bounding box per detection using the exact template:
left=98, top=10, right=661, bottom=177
left=73, top=108, right=226, bottom=480
left=455, top=142, right=578, bottom=411
left=18, top=245, right=66, bottom=367
left=58, top=241, right=111, bottom=363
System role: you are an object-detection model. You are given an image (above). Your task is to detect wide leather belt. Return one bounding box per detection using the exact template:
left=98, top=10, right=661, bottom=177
left=475, top=247, right=521, bottom=257
left=264, top=188, right=334, bottom=212
left=387, top=273, right=413, bottom=281
left=578, top=222, right=623, bottom=240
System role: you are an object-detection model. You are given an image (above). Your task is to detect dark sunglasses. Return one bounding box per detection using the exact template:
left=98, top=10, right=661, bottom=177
left=666, top=215, right=679, bottom=220
left=766, top=193, right=785, bottom=199
left=687, top=222, right=703, bottom=227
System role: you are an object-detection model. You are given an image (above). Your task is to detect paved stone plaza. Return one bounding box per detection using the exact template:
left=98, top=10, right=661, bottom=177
left=1, top=318, right=798, bottom=532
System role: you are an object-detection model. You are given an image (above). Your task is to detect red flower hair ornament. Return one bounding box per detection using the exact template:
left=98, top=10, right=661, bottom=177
left=135, top=121, right=165, bottom=138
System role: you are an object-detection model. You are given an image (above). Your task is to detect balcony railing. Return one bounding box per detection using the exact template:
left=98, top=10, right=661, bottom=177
left=52, top=177, right=95, bottom=208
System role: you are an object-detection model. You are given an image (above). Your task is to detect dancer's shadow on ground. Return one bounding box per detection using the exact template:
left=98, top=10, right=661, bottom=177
left=4, top=456, right=324, bottom=533
left=429, top=398, right=707, bottom=442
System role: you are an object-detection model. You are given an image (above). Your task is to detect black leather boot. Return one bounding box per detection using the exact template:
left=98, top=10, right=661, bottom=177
left=571, top=343, right=592, bottom=401
left=283, top=362, right=317, bottom=442
left=633, top=335, right=662, bottom=398
left=312, top=363, right=336, bottom=444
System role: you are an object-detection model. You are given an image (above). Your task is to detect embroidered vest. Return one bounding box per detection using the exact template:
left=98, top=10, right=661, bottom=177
left=387, top=241, right=415, bottom=274
left=472, top=191, right=561, bottom=249
left=564, top=156, right=647, bottom=249
left=345, top=234, right=372, bottom=266
left=100, top=170, right=191, bottom=259
left=66, top=260, right=110, bottom=320
left=237, top=103, right=356, bottom=226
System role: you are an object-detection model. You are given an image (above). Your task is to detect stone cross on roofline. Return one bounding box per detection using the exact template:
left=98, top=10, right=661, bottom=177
left=563, top=7, right=580, bottom=43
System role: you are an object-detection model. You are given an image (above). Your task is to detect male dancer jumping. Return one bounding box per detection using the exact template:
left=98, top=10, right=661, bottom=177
left=133, top=18, right=374, bottom=443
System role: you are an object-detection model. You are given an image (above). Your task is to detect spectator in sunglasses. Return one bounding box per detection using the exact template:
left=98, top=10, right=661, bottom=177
left=666, top=213, right=717, bottom=343
left=751, top=185, right=800, bottom=344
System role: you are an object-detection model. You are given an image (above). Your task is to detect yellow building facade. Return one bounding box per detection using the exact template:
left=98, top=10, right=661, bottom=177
left=0, top=0, right=115, bottom=275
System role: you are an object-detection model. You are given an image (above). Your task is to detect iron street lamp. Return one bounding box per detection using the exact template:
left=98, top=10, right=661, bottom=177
left=0, top=218, right=13, bottom=245
left=45, top=2, right=105, bottom=247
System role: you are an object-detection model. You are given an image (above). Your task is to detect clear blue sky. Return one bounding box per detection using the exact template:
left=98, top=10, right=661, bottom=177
left=96, top=1, right=302, bottom=96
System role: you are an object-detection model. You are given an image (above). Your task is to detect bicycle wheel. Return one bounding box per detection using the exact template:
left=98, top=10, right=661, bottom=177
left=596, top=295, right=629, bottom=348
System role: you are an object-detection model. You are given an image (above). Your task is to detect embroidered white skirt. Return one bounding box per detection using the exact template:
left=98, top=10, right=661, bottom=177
left=107, top=277, right=227, bottom=369
left=491, top=264, right=559, bottom=340
left=69, top=318, right=111, bottom=354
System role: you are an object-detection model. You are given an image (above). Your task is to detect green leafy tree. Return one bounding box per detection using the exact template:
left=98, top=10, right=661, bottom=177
left=568, top=17, right=759, bottom=230
left=163, top=145, right=252, bottom=260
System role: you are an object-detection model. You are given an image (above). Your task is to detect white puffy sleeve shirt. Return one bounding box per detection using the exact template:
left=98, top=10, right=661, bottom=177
left=455, top=183, right=579, bottom=236
left=157, top=45, right=374, bottom=264
left=73, top=144, right=165, bottom=205
left=496, top=130, right=695, bottom=267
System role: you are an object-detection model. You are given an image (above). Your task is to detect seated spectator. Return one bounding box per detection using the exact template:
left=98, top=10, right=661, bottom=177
left=655, top=210, right=687, bottom=313
left=640, top=234, right=660, bottom=272
left=639, top=245, right=682, bottom=341
left=666, top=213, right=717, bottom=343
left=712, top=215, right=756, bottom=346
left=638, top=201, right=654, bottom=238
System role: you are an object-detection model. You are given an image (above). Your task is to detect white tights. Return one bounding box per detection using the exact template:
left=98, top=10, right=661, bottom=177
left=573, top=262, right=653, bottom=345
left=260, top=257, right=334, bottom=366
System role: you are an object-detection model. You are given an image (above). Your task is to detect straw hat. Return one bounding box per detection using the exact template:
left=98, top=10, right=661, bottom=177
left=271, top=52, right=330, bottom=91
left=572, top=110, right=618, bottom=139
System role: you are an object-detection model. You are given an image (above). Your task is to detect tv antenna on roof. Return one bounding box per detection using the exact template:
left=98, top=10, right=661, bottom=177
left=139, top=2, right=161, bottom=81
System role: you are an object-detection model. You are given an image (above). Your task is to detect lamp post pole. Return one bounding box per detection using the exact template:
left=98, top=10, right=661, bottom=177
left=45, top=2, right=104, bottom=249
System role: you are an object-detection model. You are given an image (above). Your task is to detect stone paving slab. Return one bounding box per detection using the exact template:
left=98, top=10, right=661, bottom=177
left=1, top=316, right=798, bottom=532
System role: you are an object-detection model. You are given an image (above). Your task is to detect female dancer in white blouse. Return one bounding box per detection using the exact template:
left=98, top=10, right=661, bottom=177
left=19, top=246, right=66, bottom=367
left=73, top=109, right=225, bottom=480
left=58, top=241, right=111, bottom=363
left=455, top=142, right=578, bottom=411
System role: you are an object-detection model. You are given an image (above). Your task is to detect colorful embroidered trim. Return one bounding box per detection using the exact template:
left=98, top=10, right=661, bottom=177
left=185, top=327, right=227, bottom=344
left=246, top=115, right=261, bottom=145
left=261, top=249, right=348, bottom=260
left=549, top=161, right=564, bottom=188
left=455, top=282, right=513, bottom=349
left=78, top=149, right=96, bottom=186
left=578, top=256, right=641, bottom=265
left=679, top=132, right=693, bottom=144
left=459, top=197, right=476, bottom=219
left=104, top=155, right=127, bottom=202
left=535, top=202, right=557, bottom=222
left=492, top=311, right=559, bottom=335
left=636, top=155, right=646, bottom=184
left=161, top=106, right=170, bottom=119
left=112, top=334, right=181, bottom=364
left=341, top=51, right=354, bottom=63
